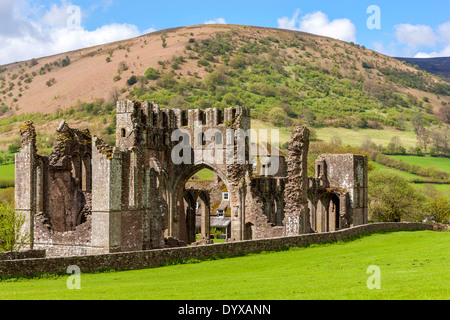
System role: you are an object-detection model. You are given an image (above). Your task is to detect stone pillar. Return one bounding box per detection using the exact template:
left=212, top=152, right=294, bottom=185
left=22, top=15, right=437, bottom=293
left=200, top=199, right=210, bottom=240
left=284, top=126, right=311, bottom=236
left=91, top=138, right=123, bottom=253
left=15, top=121, right=38, bottom=249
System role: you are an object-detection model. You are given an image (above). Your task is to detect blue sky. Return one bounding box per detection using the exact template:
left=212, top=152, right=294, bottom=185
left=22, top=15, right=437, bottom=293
left=1, top=0, right=449, bottom=64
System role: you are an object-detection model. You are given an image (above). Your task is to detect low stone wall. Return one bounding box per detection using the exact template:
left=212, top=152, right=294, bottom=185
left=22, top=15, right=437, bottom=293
left=0, top=222, right=433, bottom=277
left=0, top=250, right=46, bottom=261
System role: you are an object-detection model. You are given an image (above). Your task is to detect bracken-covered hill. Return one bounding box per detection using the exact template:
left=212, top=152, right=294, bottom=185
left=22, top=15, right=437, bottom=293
left=395, top=57, right=450, bottom=82
left=0, top=24, right=449, bottom=150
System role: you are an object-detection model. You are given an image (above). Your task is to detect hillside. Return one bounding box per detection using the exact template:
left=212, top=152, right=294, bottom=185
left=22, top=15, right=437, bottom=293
left=395, top=57, right=450, bottom=82
left=0, top=24, right=449, bottom=152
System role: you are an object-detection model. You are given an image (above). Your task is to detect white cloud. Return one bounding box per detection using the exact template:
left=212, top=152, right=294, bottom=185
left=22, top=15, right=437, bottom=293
left=204, top=18, right=227, bottom=25
left=277, top=9, right=356, bottom=43
left=414, top=46, right=450, bottom=58
left=277, top=9, right=301, bottom=30
left=0, top=1, right=151, bottom=65
left=394, top=24, right=438, bottom=48
left=438, top=22, right=450, bottom=44
left=392, top=21, right=450, bottom=58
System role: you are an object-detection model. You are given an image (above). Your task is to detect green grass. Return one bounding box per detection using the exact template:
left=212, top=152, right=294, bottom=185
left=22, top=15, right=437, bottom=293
left=194, top=169, right=214, bottom=180
left=372, top=163, right=450, bottom=198
left=251, top=120, right=418, bottom=150
left=0, top=164, right=14, bottom=188
left=372, top=162, right=426, bottom=181
left=315, top=127, right=417, bottom=149
left=1, top=230, right=449, bottom=300
left=251, top=120, right=292, bottom=146
left=389, top=155, right=450, bottom=174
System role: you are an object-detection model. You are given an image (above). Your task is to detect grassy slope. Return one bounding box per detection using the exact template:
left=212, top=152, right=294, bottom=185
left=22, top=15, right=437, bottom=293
left=1, top=230, right=449, bottom=300
left=0, top=164, right=14, bottom=180
left=0, top=163, right=14, bottom=188
left=372, top=162, right=424, bottom=180
left=372, top=162, right=450, bottom=198
left=315, top=127, right=417, bottom=149
left=0, top=24, right=448, bottom=155
left=390, top=155, right=450, bottom=173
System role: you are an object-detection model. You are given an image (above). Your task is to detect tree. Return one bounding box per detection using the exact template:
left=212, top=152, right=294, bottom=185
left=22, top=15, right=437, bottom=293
left=144, top=67, right=160, bottom=80
left=61, top=56, right=71, bottom=67
left=0, top=203, right=30, bottom=252
left=427, top=195, right=450, bottom=223
left=127, top=75, right=138, bottom=86
left=385, top=136, right=406, bottom=154
left=417, top=126, right=432, bottom=154
left=430, top=128, right=449, bottom=156
left=107, top=87, right=120, bottom=106
left=439, top=105, right=450, bottom=124
left=8, top=143, right=20, bottom=154
left=368, top=170, right=426, bottom=222
left=268, top=107, right=288, bottom=127
left=161, top=33, right=168, bottom=48
left=360, top=137, right=377, bottom=152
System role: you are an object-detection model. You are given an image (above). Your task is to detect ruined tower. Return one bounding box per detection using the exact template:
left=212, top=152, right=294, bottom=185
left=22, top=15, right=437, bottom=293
left=283, top=126, right=311, bottom=236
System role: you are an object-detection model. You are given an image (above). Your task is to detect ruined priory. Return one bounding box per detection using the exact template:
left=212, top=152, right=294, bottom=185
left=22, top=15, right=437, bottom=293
left=15, top=100, right=368, bottom=257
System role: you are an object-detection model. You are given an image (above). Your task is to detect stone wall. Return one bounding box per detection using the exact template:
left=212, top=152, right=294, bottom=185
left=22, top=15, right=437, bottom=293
left=0, top=222, right=433, bottom=277
left=0, top=250, right=45, bottom=261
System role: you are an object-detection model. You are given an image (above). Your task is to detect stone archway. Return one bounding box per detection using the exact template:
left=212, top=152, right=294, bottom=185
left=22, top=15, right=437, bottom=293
left=328, top=193, right=340, bottom=231
left=171, top=162, right=243, bottom=243
left=315, top=192, right=341, bottom=233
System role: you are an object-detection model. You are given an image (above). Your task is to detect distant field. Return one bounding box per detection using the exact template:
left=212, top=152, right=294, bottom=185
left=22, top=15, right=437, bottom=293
left=194, top=169, right=214, bottom=180
left=250, top=120, right=292, bottom=146
left=373, top=162, right=450, bottom=198
left=389, top=155, right=450, bottom=174
left=372, top=162, right=424, bottom=181
left=0, top=164, right=14, bottom=188
left=315, top=127, right=417, bottom=149
left=251, top=121, right=417, bottom=150
left=1, top=230, right=449, bottom=300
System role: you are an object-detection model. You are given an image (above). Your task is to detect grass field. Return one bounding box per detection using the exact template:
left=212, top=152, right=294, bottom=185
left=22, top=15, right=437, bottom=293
left=314, top=127, right=417, bottom=149
left=251, top=120, right=418, bottom=149
left=389, top=155, right=450, bottom=173
left=0, top=164, right=14, bottom=188
left=1, top=230, right=449, bottom=300
left=372, top=162, right=450, bottom=198
left=194, top=169, right=214, bottom=180
left=372, top=162, right=424, bottom=181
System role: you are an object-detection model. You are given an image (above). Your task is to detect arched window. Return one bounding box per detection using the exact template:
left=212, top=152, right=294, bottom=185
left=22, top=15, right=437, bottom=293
left=71, top=153, right=81, bottom=189
left=215, top=132, right=223, bottom=145
left=198, top=132, right=206, bottom=146
left=162, top=112, right=168, bottom=128
left=82, top=154, right=92, bottom=192
left=152, top=112, right=158, bottom=127
left=181, top=111, right=188, bottom=126
left=217, top=109, right=223, bottom=125
left=121, top=128, right=126, bottom=138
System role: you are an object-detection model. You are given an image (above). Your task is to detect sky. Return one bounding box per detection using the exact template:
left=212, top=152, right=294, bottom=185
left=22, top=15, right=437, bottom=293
left=0, top=0, right=449, bottom=65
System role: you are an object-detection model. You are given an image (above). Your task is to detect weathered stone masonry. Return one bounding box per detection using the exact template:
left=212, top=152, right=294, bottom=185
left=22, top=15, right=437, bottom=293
left=15, top=100, right=369, bottom=257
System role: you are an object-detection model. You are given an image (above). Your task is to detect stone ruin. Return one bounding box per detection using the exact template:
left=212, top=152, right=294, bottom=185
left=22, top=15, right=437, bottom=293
left=15, top=100, right=368, bottom=257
